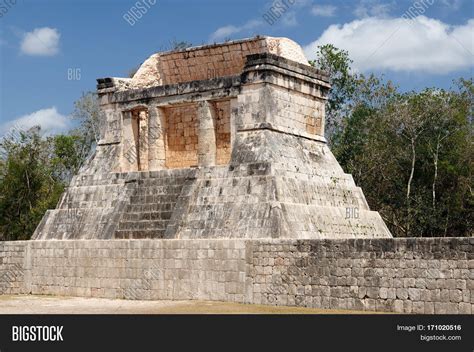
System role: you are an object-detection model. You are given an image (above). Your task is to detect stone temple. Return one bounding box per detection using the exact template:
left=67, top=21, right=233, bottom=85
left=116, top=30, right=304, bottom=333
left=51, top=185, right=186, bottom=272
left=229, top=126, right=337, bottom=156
left=7, top=37, right=469, bottom=315
left=33, top=36, right=391, bottom=240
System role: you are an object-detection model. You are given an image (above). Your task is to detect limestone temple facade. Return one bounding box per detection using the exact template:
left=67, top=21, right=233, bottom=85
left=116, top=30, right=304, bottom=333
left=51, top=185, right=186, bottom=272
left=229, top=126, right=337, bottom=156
left=33, top=36, right=391, bottom=240
left=3, top=37, right=470, bottom=315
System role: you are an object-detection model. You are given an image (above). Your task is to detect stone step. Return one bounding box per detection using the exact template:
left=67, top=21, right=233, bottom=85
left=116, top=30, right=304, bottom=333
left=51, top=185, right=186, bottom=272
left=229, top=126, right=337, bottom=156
left=114, top=172, right=192, bottom=238
left=134, top=187, right=184, bottom=196
left=128, top=197, right=180, bottom=206
left=120, top=211, right=173, bottom=221
left=70, top=173, right=126, bottom=187
left=115, top=229, right=166, bottom=239
left=58, top=183, right=126, bottom=210
left=124, top=203, right=175, bottom=212
left=118, top=220, right=168, bottom=231
left=135, top=177, right=191, bottom=186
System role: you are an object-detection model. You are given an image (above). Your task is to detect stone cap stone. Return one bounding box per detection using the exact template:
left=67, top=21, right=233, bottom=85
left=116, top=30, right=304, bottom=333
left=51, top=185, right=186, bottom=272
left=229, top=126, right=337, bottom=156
left=243, top=52, right=330, bottom=84
left=98, top=36, right=321, bottom=91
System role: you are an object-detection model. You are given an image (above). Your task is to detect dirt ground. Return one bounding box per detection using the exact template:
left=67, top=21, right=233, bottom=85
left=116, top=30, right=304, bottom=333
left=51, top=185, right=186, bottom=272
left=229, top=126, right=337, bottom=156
left=0, top=295, right=381, bottom=314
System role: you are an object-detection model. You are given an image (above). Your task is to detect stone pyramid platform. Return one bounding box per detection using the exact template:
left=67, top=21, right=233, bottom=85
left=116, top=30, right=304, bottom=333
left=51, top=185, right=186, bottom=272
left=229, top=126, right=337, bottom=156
left=33, top=36, right=391, bottom=240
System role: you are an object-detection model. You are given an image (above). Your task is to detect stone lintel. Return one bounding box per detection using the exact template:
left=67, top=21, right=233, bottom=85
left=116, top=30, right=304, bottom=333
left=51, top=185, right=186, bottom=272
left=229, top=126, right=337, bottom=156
left=244, top=52, right=330, bottom=84
left=110, top=76, right=241, bottom=105
left=105, top=54, right=329, bottom=106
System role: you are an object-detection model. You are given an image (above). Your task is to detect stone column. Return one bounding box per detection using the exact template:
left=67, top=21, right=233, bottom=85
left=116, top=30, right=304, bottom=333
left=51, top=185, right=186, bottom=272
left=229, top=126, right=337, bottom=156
left=197, top=101, right=217, bottom=167
left=319, top=102, right=325, bottom=137
left=138, top=110, right=149, bottom=171
left=121, top=111, right=138, bottom=172
left=148, top=106, right=166, bottom=170
left=230, top=98, right=238, bottom=150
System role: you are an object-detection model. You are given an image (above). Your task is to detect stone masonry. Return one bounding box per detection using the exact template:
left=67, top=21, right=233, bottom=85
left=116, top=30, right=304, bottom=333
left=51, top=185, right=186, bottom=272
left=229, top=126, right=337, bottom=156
left=32, top=36, right=391, bottom=240
left=1, top=238, right=472, bottom=314
left=9, top=36, right=471, bottom=315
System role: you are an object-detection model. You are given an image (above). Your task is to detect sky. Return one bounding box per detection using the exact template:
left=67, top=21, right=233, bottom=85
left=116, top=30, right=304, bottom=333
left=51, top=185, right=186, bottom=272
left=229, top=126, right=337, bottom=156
left=0, top=0, right=472, bottom=135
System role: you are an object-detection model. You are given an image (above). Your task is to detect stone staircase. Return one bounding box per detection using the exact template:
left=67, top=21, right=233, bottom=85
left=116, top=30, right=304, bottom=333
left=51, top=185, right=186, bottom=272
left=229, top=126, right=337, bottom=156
left=115, top=169, right=196, bottom=239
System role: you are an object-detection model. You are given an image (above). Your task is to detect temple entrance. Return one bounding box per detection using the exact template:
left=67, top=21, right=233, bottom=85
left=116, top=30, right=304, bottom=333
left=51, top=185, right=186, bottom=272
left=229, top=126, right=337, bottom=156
left=122, top=100, right=233, bottom=171
left=163, top=100, right=232, bottom=169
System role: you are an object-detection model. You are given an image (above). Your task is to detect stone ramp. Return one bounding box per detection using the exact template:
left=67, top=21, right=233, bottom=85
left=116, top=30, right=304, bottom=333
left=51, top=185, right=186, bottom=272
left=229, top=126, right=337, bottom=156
left=32, top=174, right=132, bottom=240
left=172, top=170, right=391, bottom=239
left=33, top=160, right=391, bottom=240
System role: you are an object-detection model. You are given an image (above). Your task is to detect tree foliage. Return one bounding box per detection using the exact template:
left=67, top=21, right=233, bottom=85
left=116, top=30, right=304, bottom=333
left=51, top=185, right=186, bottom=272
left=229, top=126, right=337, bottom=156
left=311, top=46, right=473, bottom=237
left=71, top=91, right=101, bottom=148
left=0, top=130, right=64, bottom=240
left=0, top=92, right=98, bottom=240
left=310, top=44, right=357, bottom=142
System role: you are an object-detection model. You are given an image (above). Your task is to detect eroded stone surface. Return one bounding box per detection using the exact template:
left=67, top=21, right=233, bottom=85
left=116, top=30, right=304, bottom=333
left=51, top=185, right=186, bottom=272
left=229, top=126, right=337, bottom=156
left=33, top=37, right=391, bottom=240
left=1, top=238, right=471, bottom=314
left=130, top=36, right=309, bottom=89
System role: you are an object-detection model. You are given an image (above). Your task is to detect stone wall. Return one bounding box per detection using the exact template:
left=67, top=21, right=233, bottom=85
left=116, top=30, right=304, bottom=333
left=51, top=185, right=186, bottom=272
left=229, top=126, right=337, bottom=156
left=164, top=105, right=199, bottom=169
left=160, top=101, right=231, bottom=169
left=270, top=85, right=325, bottom=137
left=1, top=238, right=471, bottom=314
left=130, top=36, right=310, bottom=89
left=0, top=242, right=26, bottom=295
left=249, top=238, right=472, bottom=314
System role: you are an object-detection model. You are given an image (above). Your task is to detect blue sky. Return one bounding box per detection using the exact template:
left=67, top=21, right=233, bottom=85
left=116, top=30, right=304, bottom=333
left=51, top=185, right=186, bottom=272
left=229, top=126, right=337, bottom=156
left=0, top=0, right=472, bottom=135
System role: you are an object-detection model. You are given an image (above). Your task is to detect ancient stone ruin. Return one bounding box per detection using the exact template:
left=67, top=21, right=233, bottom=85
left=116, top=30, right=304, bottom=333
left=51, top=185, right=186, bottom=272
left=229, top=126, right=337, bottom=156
left=3, top=37, right=470, bottom=314
left=33, top=36, right=391, bottom=240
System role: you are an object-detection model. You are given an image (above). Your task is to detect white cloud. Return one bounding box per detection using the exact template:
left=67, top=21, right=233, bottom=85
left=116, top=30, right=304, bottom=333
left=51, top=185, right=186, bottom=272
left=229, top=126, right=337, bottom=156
left=281, top=11, right=298, bottom=27
left=20, top=27, right=60, bottom=56
left=1, top=107, right=71, bottom=137
left=311, top=5, right=337, bottom=17
left=209, top=0, right=312, bottom=41
left=291, top=0, right=311, bottom=6
left=354, top=0, right=393, bottom=18
left=304, top=16, right=474, bottom=74
left=209, top=19, right=263, bottom=42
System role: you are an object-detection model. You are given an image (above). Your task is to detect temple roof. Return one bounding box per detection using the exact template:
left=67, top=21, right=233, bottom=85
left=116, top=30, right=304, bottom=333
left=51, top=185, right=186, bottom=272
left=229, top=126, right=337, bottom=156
left=129, top=36, right=310, bottom=89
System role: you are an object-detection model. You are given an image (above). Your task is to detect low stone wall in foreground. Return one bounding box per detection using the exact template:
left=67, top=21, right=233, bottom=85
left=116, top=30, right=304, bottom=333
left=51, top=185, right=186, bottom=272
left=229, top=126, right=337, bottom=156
left=0, top=238, right=472, bottom=314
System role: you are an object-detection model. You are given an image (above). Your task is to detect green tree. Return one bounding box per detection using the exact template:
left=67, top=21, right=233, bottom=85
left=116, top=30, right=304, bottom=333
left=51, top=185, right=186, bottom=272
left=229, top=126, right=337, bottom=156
left=0, top=129, right=63, bottom=240
left=71, top=91, right=101, bottom=149
left=0, top=129, right=91, bottom=240
left=309, top=44, right=357, bottom=142
left=0, top=92, right=100, bottom=240
left=333, top=81, right=472, bottom=237
left=313, top=45, right=472, bottom=237
left=170, top=40, right=193, bottom=50
left=51, top=134, right=87, bottom=183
